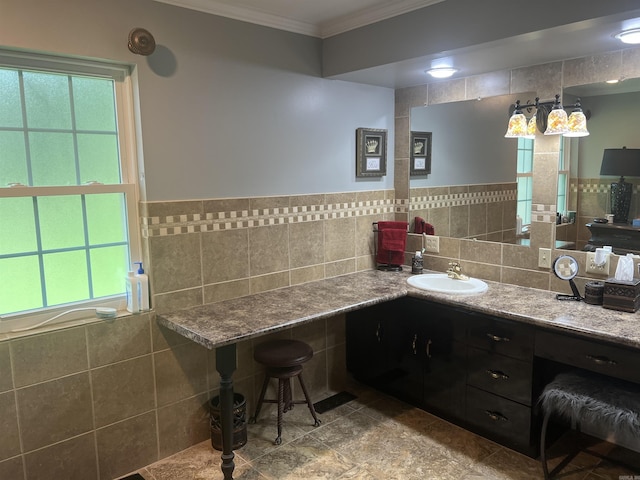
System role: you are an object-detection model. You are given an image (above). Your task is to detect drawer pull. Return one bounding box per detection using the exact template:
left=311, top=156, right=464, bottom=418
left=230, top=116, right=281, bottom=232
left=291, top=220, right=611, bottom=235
left=426, top=339, right=432, bottom=358
left=484, top=410, right=508, bottom=422
left=412, top=334, right=418, bottom=354
left=486, top=333, right=510, bottom=342
left=375, top=322, right=381, bottom=342
left=586, top=354, right=617, bottom=366
left=486, top=369, right=509, bottom=380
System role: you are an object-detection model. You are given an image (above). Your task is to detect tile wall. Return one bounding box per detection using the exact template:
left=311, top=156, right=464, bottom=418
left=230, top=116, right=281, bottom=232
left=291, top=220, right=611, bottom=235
left=0, top=190, right=393, bottom=480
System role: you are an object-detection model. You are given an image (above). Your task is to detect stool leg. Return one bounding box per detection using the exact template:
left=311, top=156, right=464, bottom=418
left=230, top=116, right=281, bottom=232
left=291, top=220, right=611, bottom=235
left=297, top=372, right=320, bottom=427
left=250, top=375, right=270, bottom=424
left=540, top=411, right=551, bottom=480
left=283, top=378, right=293, bottom=412
left=275, top=378, right=285, bottom=445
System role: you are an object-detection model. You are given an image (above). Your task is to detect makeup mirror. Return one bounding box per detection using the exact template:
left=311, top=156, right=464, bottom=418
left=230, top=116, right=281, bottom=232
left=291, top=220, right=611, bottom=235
left=552, top=255, right=582, bottom=301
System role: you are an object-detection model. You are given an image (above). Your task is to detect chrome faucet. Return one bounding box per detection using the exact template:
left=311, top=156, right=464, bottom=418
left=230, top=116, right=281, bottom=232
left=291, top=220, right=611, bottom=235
left=447, top=261, right=469, bottom=280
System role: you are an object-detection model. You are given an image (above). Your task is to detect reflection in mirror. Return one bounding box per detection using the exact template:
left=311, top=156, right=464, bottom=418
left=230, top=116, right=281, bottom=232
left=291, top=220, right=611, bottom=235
left=409, top=93, right=534, bottom=245
left=558, top=79, right=640, bottom=252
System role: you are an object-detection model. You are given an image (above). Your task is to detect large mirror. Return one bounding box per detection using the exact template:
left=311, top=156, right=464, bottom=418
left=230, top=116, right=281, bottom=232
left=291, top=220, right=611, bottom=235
left=408, top=92, right=534, bottom=245
left=557, top=79, right=640, bottom=253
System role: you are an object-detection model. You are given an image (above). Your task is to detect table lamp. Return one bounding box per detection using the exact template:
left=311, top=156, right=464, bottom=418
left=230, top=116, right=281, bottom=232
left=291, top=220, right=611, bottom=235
left=600, top=147, right=640, bottom=224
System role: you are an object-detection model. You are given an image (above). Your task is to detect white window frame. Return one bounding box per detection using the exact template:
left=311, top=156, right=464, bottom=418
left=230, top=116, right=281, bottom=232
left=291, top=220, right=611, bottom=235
left=0, top=50, right=142, bottom=334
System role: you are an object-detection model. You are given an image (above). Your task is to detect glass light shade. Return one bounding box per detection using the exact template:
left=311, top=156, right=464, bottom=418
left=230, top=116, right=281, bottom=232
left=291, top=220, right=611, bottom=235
left=504, top=112, right=527, bottom=138
left=426, top=67, right=458, bottom=78
left=615, top=28, right=640, bottom=45
left=564, top=110, right=589, bottom=137
left=544, top=108, right=568, bottom=135
left=524, top=114, right=537, bottom=139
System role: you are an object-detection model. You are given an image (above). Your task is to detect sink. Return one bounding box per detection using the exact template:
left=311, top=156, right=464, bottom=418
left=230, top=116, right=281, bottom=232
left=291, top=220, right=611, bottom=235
left=407, top=273, right=488, bottom=295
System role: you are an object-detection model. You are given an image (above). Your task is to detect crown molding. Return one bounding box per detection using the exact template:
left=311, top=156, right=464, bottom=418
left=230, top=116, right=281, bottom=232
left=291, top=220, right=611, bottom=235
left=152, top=0, right=444, bottom=38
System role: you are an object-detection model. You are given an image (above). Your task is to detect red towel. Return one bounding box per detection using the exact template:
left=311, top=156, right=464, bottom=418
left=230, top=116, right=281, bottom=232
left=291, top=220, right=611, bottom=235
left=376, top=221, right=408, bottom=265
left=414, top=217, right=435, bottom=235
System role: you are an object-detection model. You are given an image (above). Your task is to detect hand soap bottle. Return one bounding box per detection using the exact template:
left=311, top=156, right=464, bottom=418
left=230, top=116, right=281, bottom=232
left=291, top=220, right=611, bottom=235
left=126, top=271, right=140, bottom=313
left=134, top=262, right=150, bottom=311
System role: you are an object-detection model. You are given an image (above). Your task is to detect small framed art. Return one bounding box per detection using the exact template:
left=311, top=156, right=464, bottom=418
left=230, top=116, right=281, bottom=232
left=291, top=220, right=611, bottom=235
left=410, top=131, right=432, bottom=176
left=356, top=128, right=387, bottom=177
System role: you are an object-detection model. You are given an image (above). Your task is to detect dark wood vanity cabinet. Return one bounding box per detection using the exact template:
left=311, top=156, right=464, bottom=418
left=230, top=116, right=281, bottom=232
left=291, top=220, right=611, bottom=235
left=346, top=298, right=537, bottom=455
left=346, top=298, right=466, bottom=419
left=464, top=311, right=536, bottom=454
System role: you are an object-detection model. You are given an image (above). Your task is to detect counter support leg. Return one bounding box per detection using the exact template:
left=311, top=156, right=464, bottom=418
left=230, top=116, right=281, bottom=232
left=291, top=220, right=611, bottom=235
left=216, top=343, right=237, bottom=480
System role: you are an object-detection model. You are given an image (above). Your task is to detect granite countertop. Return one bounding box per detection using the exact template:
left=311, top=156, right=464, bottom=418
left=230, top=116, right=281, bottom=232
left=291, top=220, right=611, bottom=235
left=156, top=269, right=640, bottom=351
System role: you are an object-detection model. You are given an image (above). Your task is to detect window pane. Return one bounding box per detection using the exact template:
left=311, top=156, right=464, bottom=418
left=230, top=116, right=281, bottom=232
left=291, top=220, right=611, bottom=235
left=0, top=131, right=28, bottom=186
left=0, top=256, right=43, bottom=315
left=30, top=132, right=76, bottom=186
left=90, top=246, right=128, bottom=297
left=0, top=69, right=22, bottom=128
left=73, top=77, right=117, bottom=132
left=77, top=133, right=121, bottom=184
left=86, top=193, right=128, bottom=245
left=23, top=71, right=72, bottom=130
left=43, top=250, right=89, bottom=306
left=0, top=197, right=37, bottom=254
left=38, top=196, right=85, bottom=250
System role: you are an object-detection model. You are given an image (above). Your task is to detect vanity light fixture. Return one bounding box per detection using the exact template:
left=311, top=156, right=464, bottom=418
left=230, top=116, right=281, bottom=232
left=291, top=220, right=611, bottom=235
left=615, top=28, right=640, bottom=44
left=425, top=67, right=459, bottom=79
left=504, top=94, right=589, bottom=138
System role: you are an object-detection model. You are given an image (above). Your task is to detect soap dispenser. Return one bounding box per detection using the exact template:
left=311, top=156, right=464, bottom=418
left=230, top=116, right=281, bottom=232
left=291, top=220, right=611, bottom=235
left=126, top=271, right=140, bottom=313
left=134, top=262, right=150, bottom=311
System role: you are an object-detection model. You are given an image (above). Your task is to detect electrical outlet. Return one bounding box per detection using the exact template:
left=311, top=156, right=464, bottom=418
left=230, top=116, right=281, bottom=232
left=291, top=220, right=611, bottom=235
left=585, top=252, right=610, bottom=275
left=424, top=235, right=440, bottom=253
left=538, top=248, right=552, bottom=269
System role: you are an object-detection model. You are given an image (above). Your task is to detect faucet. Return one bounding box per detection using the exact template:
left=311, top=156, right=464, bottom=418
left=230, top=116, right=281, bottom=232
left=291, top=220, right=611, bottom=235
left=447, top=262, right=469, bottom=280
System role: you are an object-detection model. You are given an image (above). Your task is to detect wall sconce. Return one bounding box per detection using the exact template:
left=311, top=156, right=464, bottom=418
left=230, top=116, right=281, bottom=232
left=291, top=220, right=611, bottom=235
left=600, top=147, right=640, bottom=224
left=504, top=94, right=589, bottom=138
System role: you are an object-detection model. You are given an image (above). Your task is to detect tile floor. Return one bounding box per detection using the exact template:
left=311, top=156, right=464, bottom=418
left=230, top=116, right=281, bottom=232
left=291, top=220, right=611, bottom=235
left=131, top=383, right=639, bottom=480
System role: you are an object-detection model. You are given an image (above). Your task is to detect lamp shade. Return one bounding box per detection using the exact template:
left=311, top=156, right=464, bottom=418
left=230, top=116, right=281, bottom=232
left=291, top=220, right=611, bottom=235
left=544, top=108, right=568, bottom=135
left=505, top=112, right=527, bottom=138
left=564, top=110, right=589, bottom=137
left=600, top=148, right=640, bottom=177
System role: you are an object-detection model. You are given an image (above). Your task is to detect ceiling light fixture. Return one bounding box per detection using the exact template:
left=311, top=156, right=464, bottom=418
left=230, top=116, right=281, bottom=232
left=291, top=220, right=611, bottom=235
left=615, top=28, right=640, bottom=44
left=425, top=67, right=459, bottom=79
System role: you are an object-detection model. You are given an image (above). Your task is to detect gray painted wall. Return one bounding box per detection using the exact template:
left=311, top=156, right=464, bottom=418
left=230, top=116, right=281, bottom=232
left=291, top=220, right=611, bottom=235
left=1, top=0, right=394, bottom=201
left=409, top=94, right=519, bottom=186
left=575, top=91, right=640, bottom=178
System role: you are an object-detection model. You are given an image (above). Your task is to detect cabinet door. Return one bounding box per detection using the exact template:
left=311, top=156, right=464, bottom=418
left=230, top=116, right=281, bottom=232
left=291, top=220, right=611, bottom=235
left=401, top=298, right=467, bottom=418
left=346, top=303, right=390, bottom=383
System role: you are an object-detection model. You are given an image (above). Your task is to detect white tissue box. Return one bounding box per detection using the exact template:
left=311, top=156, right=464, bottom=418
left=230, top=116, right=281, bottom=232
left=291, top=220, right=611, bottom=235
left=603, top=278, right=640, bottom=312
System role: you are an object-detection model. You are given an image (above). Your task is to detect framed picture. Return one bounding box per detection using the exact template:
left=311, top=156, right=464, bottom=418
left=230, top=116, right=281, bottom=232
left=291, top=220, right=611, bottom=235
left=356, top=128, right=387, bottom=177
left=410, top=131, right=432, bottom=176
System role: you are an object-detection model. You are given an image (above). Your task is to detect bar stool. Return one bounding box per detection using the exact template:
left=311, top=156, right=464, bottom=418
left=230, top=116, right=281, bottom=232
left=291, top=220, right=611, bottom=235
left=539, top=370, right=640, bottom=479
left=249, top=339, right=321, bottom=444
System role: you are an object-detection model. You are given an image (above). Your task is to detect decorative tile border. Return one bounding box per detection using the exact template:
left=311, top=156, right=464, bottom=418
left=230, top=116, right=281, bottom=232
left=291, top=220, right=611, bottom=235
left=410, top=188, right=517, bottom=211
left=531, top=203, right=557, bottom=223
left=142, top=199, right=401, bottom=237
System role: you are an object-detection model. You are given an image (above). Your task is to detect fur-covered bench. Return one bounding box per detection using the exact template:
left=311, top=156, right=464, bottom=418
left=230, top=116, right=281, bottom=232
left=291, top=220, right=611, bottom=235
left=539, top=370, right=640, bottom=479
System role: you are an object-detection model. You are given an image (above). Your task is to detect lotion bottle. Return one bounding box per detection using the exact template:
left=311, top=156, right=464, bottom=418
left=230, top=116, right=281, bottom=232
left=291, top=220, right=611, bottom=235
left=126, top=271, right=140, bottom=313
left=134, top=262, right=150, bottom=311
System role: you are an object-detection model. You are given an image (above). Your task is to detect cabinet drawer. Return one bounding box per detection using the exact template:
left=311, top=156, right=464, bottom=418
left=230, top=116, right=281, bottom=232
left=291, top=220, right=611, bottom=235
left=467, top=314, right=534, bottom=360
left=467, top=347, right=533, bottom=405
left=535, top=331, right=640, bottom=384
left=466, top=386, right=532, bottom=449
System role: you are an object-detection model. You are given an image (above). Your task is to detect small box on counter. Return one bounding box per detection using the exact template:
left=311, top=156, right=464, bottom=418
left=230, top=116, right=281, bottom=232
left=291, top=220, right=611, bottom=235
left=602, top=277, right=640, bottom=312
left=633, top=218, right=640, bottom=227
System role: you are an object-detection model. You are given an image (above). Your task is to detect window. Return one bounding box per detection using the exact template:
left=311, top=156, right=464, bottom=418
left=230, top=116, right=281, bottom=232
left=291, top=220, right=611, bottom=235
left=0, top=51, right=140, bottom=328
left=516, top=137, right=533, bottom=226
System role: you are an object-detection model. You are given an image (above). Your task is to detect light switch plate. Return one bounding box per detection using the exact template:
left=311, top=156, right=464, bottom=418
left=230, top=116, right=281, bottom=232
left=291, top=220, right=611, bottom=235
left=585, top=252, right=610, bottom=275
left=538, top=248, right=552, bottom=269
left=424, top=235, right=440, bottom=253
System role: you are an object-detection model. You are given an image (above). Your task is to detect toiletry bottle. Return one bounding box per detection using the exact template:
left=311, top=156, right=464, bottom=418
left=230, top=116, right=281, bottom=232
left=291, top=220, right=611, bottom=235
left=412, top=251, right=423, bottom=274
left=134, top=262, right=150, bottom=311
left=126, top=271, right=140, bottom=313
left=516, top=215, right=522, bottom=235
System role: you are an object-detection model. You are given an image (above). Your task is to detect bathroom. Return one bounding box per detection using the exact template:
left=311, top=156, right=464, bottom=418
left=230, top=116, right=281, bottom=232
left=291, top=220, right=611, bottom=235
left=2, top=0, right=640, bottom=478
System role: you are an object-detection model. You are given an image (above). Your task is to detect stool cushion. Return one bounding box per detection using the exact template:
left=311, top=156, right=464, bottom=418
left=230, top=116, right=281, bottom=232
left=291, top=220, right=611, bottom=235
left=539, top=371, right=640, bottom=439
left=254, top=339, right=313, bottom=368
